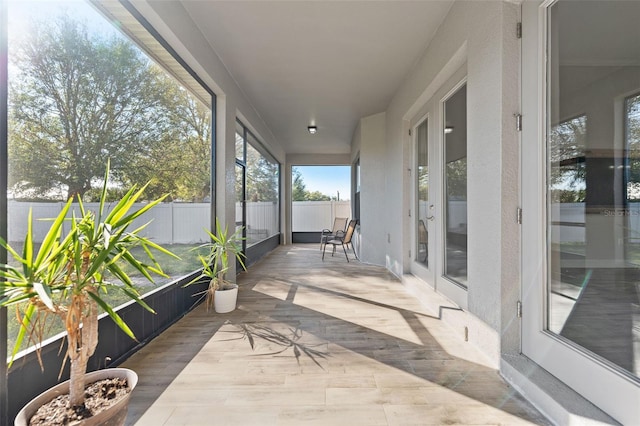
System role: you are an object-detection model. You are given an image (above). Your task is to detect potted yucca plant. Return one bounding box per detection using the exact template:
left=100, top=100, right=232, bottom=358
left=186, top=219, right=246, bottom=313
left=0, top=162, right=178, bottom=425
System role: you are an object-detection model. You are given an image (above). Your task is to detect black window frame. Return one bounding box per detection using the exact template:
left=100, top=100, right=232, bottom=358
left=235, top=119, right=282, bottom=260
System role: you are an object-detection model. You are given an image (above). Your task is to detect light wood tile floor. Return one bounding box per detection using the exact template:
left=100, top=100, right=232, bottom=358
left=123, top=244, right=549, bottom=426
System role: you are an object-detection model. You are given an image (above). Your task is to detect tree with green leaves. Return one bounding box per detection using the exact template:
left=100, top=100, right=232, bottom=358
left=446, top=157, right=467, bottom=201
left=548, top=115, right=587, bottom=198
left=292, top=168, right=307, bottom=201
left=305, top=191, right=331, bottom=201
left=122, top=81, right=212, bottom=202
left=626, top=96, right=640, bottom=201
left=246, top=148, right=278, bottom=202
left=8, top=15, right=167, bottom=200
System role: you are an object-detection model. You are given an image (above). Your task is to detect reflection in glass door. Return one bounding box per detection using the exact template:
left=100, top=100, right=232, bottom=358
left=443, top=84, right=468, bottom=286
left=416, top=119, right=429, bottom=266
left=546, top=0, right=640, bottom=381
left=519, top=1, right=640, bottom=422
left=521, top=0, right=640, bottom=424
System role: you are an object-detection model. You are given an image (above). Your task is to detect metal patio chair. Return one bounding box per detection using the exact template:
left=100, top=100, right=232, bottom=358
left=322, top=219, right=357, bottom=262
left=320, top=216, right=348, bottom=251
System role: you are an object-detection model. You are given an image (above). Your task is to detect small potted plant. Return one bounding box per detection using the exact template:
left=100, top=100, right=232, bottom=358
left=0, top=162, right=178, bottom=425
left=186, top=219, right=246, bottom=313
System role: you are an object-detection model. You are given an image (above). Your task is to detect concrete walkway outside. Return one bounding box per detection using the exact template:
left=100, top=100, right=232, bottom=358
left=122, top=244, right=549, bottom=425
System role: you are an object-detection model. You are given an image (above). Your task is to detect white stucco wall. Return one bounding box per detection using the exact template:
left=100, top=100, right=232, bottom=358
left=498, top=2, right=522, bottom=357
left=352, top=112, right=387, bottom=266
left=382, top=1, right=519, bottom=335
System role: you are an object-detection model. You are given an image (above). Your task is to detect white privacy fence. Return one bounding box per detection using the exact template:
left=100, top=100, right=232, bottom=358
left=8, top=201, right=212, bottom=245
left=21, top=200, right=640, bottom=245
left=8, top=200, right=352, bottom=244
left=552, top=203, right=585, bottom=243
left=292, top=201, right=352, bottom=232
left=551, top=202, right=640, bottom=243
left=10, top=201, right=280, bottom=245
left=236, top=201, right=279, bottom=244
left=417, top=201, right=640, bottom=243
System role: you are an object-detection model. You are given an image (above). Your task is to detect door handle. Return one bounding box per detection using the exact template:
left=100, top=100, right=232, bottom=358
left=427, top=204, right=435, bottom=221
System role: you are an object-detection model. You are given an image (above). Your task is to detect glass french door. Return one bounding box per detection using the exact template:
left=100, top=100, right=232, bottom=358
left=412, top=113, right=439, bottom=289
left=415, top=118, right=431, bottom=269
left=410, top=68, right=468, bottom=309
left=521, top=1, right=639, bottom=424
left=443, top=84, right=468, bottom=287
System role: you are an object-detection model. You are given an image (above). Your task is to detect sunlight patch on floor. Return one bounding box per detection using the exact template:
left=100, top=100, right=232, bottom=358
left=292, top=284, right=424, bottom=346
left=253, top=279, right=294, bottom=301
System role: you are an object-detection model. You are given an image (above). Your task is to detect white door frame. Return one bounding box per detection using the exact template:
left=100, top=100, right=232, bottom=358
left=521, top=2, right=639, bottom=424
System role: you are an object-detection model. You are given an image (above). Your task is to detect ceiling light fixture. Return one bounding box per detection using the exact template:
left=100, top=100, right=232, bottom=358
left=308, top=126, right=317, bottom=134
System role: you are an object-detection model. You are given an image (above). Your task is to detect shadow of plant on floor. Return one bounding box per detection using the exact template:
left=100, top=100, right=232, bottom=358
left=230, top=323, right=330, bottom=369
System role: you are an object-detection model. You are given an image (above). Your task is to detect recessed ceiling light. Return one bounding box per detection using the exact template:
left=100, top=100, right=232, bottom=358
left=308, top=126, right=317, bottom=134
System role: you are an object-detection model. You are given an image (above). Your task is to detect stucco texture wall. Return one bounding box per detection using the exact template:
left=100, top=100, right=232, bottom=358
left=355, top=112, right=387, bottom=266
left=381, top=1, right=520, bottom=333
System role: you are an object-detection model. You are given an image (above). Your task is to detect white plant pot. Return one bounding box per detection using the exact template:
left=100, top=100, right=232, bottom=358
left=15, top=368, right=138, bottom=426
left=214, top=284, right=238, bottom=313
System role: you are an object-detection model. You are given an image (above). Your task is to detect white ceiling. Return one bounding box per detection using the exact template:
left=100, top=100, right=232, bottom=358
left=181, top=1, right=454, bottom=156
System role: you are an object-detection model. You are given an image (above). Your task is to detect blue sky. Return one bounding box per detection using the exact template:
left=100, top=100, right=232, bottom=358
left=8, top=1, right=118, bottom=40
left=294, top=166, right=351, bottom=201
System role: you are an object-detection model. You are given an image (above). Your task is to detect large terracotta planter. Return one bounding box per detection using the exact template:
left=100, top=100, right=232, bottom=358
left=15, top=368, right=138, bottom=426
left=215, top=284, right=238, bottom=313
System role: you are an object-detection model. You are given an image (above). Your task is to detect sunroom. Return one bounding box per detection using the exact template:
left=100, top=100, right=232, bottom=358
left=1, top=1, right=638, bottom=425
